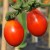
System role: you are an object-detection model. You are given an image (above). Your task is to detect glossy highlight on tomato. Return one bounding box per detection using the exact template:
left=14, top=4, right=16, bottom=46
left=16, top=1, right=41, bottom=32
left=4, top=20, right=24, bottom=46
left=27, top=9, right=47, bottom=37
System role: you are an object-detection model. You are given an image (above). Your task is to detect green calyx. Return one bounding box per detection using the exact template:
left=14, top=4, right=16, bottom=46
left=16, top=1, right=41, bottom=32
left=6, top=11, right=19, bottom=21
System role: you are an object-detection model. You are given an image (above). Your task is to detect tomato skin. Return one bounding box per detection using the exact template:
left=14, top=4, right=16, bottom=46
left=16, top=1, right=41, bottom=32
left=27, top=9, right=47, bottom=37
left=4, top=20, right=24, bottom=46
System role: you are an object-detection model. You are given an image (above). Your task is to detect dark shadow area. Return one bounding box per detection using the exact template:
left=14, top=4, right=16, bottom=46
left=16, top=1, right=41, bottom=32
left=21, top=32, right=49, bottom=50
left=21, top=43, right=50, bottom=50
left=21, top=43, right=37, bottom=50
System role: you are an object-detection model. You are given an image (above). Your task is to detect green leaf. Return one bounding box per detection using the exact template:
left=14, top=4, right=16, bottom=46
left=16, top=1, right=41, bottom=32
left=17, top=11, right=27, bottom=33
left=19, top=43, right=27, bottom=48
left=21, top=11, right=27, bottom=32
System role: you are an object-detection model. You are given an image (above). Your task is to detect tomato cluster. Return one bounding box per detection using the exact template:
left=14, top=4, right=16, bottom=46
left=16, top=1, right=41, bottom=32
left=4, top=9, right=47, bottom=47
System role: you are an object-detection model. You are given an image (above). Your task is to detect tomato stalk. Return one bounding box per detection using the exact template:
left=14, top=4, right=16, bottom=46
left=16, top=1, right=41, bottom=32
left=11, top=0, right=50, bottom=11
left=8, top=1, right=50, bottom=20
left=9, top=0, right=50, bottom=17
left=38, top=3, right=50, bottom=7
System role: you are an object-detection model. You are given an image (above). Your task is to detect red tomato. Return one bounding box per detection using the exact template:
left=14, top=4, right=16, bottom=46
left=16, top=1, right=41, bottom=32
left=13, top=0, right=16, bottom=3
left=4, top=20, right=24, bottom=46
left=27, top=9, right=47, bottom=37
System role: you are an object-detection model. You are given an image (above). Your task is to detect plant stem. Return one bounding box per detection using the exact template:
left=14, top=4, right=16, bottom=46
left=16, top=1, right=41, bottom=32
left=39, top=3, right=50, bottom=7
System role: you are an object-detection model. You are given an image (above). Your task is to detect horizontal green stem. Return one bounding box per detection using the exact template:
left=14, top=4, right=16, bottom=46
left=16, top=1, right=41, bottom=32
left=39, top=3, right=50, bottom=7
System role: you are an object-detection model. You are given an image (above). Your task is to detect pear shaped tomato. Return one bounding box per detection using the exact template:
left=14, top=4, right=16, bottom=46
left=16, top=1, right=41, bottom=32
left=4, top=20, right=24, bottom=46
left=27, top=9, right=47, bottom=37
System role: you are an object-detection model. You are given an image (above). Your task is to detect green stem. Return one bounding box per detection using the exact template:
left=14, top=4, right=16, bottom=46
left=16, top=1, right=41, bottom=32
left=39, top=3, right=50, bottom=7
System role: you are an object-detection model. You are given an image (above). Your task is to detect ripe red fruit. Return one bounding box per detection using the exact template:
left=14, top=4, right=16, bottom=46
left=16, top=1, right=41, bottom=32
left=27, top=9, right=47, bottom=37
left=4, top=20, right=24, bottom=46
